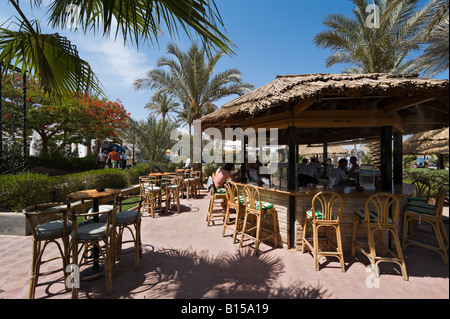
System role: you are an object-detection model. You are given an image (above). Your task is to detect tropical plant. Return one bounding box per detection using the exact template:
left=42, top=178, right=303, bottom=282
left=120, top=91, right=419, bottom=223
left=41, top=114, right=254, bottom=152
left=1, top=0, right=234, bottom=98
left=134, top=115, right=178, bottom=163
left=145, top=92, right=180, bottom=122
left=313, top=0, right=430, bottom=73
left=134, top=42, right=254, bottom=137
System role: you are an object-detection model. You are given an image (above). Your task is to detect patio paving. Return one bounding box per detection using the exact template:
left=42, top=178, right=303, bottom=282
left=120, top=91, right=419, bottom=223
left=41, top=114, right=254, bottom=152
left=0, top=190, right=448, bottom=300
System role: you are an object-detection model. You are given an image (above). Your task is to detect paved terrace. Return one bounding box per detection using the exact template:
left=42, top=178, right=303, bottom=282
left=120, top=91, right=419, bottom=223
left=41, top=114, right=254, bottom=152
left=0, top=191, right=448, bottom=300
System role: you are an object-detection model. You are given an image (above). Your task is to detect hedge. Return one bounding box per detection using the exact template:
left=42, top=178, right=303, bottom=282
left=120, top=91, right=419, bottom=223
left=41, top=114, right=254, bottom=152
left=0, top=163, right=151, bottom=212
left=403, top=168, right=449, bottom=197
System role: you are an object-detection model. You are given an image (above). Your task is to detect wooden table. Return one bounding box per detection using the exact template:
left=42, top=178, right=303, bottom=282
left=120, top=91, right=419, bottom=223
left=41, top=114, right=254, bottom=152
left=67, top=188, right=121, bottom=279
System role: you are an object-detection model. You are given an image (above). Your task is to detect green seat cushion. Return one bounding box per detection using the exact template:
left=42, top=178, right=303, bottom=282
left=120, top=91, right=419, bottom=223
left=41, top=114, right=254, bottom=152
left=407, top=196, right=428, bottom=203
left=404, top=205, right=436, bottom=216
left=72, top=223, right=112, bottom=241
left=116, top=210, right=140, bottom=224
left=36, top=220, right=72, bottom=239
left=354, top=210, right=392, bottom=224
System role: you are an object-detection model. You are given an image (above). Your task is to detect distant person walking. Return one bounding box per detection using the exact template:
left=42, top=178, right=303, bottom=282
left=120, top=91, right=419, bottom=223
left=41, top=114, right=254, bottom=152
left=107, top=147, right=119, bottom=168
left=121, top=151, right=128, bottom=169
left=96, top=149, right=108, bottom=169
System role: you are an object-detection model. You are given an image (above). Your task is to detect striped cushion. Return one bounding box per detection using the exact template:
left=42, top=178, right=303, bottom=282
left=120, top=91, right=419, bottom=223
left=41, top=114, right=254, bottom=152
left=407, top=196, right=428, bottom=203
left=404, top=204, right=436, bottom=217
left=306, top=209, right=337, bottom=220
left=406, top=200, right=434, bottom=210
left=354, top=210, right=392, bottom=224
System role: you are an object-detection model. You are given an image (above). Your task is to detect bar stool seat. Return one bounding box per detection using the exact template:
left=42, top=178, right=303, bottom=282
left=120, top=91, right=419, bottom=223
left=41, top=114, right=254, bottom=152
left=352, top=193, right=408, bottom=281
left=302, top=192, right=345, bottom=272
left=403, top=186, right=448, bottom=266
left=240, top=185, right=278, bottom=255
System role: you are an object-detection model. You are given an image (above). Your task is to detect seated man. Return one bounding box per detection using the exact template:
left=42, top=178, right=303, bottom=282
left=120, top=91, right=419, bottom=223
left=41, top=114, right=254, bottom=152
left=213, top=163, right=240, bottom=210
left=348, top=156, right=360, bottom=173
left=331, top=158, right=353, bottom=187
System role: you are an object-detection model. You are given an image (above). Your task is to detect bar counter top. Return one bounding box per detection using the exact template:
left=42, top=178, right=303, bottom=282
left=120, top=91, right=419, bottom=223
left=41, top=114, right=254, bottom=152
left=234, top=181, right=416, bottom=198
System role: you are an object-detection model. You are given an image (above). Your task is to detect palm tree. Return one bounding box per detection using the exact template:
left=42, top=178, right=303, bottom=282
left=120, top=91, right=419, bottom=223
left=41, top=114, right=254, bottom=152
left=134, top=42, right=254, bottom=137
left=145, top=92, right=180, bottom=122
left=313, top=0, right=429, bottom=73
left=1, top=0, right=234, bottom=97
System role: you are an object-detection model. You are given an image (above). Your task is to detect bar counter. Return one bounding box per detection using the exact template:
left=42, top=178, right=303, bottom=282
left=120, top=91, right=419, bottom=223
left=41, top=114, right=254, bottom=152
left=234, top=181, right=416, bottom=253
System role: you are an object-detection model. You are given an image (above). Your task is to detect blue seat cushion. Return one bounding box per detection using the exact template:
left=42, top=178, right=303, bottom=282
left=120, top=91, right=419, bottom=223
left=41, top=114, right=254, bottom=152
left=72, top=223, right=112, bottom=241
left=36, top=220, right=73, bottom=239
left=116, top=210, right=140, bottom=224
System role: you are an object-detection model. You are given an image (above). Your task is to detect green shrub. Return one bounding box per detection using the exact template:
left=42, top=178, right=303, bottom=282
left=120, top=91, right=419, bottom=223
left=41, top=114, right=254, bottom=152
left=403, top=168, right=449, bottom=197
left=0, top=173, right=52, bottom=211
left=0, top=161, right=167, bottom=212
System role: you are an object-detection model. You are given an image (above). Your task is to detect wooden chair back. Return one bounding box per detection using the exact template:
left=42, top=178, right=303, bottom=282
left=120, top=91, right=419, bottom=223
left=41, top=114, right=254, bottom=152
left=242, top=184, right=261, bottom=214
left=434, top=186, right=448, bottom=219
left=411, top=180, right=431, bottom=201
left=364, top=193, right=399, bottom=225
left=310, top=192, right=343, bottom=222
left=225, top=181, right=240, bottom=210
left=22, top=202, right=71, bottom=239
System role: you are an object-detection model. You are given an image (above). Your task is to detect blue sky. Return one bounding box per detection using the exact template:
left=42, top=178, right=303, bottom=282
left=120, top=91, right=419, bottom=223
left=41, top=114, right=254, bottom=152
left=1, top=0, right=448, bottom=127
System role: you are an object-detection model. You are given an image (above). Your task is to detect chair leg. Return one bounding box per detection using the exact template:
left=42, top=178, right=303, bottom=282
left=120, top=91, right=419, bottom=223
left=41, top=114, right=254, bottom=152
left=391, top=228, right=408, bottom=281
left=240, top=212, right=250, bottom=248
left=29, top=240, right=40, bottom=299
left=301, top=218, right=309, bottom=253
left=71, top=242, right=79, bottom=299
left=254, top=214, right=262, bottom=256
left=432, top=220, right=449, bottom=266
left=336, top=224, right=345, bottom=272
left=351, top=216, right=358, bottom=257
left=313, top=224, right=319, bottom=271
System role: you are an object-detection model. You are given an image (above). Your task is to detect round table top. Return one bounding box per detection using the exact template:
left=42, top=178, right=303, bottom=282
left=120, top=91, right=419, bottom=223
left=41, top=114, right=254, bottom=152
left=67, top=188, right=121, bottom=200
left=149, top=172, right=175, bottom=176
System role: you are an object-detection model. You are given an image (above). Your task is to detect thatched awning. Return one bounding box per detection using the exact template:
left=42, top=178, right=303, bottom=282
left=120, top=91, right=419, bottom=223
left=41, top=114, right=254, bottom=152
left=298, top=145, right=348, bottom=157
left=403, top=127, right=449, bottom=155
left=201, top=73, right=449, bottom=145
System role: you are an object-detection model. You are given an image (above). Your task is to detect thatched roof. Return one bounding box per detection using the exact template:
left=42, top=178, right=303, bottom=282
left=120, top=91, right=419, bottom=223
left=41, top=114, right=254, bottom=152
left=201, top=73, right=449, bottom=144
left=403, top=127, right=449, bottom=155
left=298, top=145, right=349, bottom=157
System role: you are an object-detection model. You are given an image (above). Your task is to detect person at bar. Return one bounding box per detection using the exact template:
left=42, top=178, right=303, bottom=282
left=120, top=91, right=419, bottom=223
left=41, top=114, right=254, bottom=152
left=213, top=163, right=240, bottom=210
left=348, top=156, right=360, bottom=173
left=331, top=158, right=355, bottom=187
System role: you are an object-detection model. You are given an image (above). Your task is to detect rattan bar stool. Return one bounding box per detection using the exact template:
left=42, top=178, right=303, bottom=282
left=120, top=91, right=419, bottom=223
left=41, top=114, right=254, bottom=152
left=222, top=181, right=245, bottom=243
left=403, top=186, right=449, bottom=265
left=164, top=174, right=182, bottom=214
left=206, top=174, right=227, bottom=226
left=240, top=185, right=278, bottom=255
left=23, top=202, right=72, bottom=299
left=352, top=193, right=408, bottom=281
left=183, top=169, right=197, bottom=200
left=114, top=195, right=144, bottom=270
left=408, top=180, right=431, bottom=203
left=301, top=192, right=345, bottom=272
left=70, top=205, right=118, bottom=298
left=140, top=175, right=162, bottom=217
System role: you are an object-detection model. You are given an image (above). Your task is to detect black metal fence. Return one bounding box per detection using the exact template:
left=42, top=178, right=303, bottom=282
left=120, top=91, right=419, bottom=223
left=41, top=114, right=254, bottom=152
left=0, top=61, right=28, bottom=175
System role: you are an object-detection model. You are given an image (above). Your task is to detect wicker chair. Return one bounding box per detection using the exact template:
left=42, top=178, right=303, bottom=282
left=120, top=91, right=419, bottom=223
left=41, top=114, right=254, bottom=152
left=240, top=185, right=278, bottom=255
left=206, top=174, right=227, bottom=226
left=70, top=204, right=118, bottom=298
left=182, top=169, right=197, bottom=200
left=408, top=180, right=431, bottom=203
left=140, top=175, right=162, bottom=217
left=352, top=193, right=408, bottom=281
left=402, top=186, right=449, bottom=265
left=164, top=174, right=182, bottom=214
left=301, top=192, right=345, bottom=272
left=23, top=202, right=72, bottom=299
left=222, top=181, right=245, bottom=243
left=114, top=195, right=144, bottom=270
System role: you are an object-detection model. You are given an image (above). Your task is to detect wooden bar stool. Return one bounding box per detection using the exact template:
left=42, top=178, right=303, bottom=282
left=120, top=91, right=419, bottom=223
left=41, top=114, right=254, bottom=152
left=164, top=174, right=182, bottom=214
left=140, top=175, right=162, bottom=217
left=403, top=186, right=448, bottom=265
left=352, top=193, right=408, bottom=281
left=206, top=174, right=227, bottom=226
left=23, top=202, right=72, bottom=299
left=240, top=185, right=278, bottom=255
left=301, top=192, right=345, bottom=272
left=223, top=181, right=245, bottom=243
left=183, top=169, right=197, bottom=200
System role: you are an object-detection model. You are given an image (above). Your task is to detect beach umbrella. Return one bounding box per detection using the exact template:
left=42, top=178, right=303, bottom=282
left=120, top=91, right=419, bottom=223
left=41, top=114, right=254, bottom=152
left=104, top=144, right=125, bottom=152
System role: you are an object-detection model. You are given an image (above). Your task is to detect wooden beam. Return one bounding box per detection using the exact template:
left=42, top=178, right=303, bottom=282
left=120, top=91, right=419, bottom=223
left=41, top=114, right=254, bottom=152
left=383, top=97, right=436, bottom=114
left=293, top=97, right=315, bottom=115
